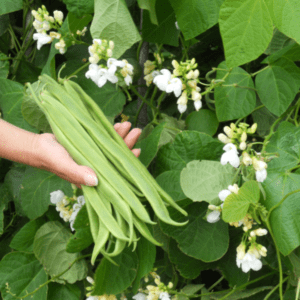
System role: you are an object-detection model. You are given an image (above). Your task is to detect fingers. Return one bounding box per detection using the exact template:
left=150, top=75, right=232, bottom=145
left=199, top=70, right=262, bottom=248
left=123, top=128, right=142, bottom=149
left=131, top=148, right=141, bottom=157
left=114, top=122, right=131, bottom=138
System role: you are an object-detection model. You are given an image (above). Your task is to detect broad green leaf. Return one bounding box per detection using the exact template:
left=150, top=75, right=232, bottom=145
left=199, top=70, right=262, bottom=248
left=219, top=0, right=273, bottom=67
left=180, top=160, right=236, bottom=203
left=255, top=58, right=300, bottom=116
left=262, top=43, right=300, bottom=64
left=153, top=218, right=170, bottom=253
left=158, top=113, right=185, bottom=147
left=156, top=170, right=186, bottom=202
left=0, top=203, right=5, bottom=236
left=93, top=247, right=138, bottom=295
left=0, top=79, right=38, bottom=132
left=159, top=202, right=229, bottom=262
left=214, top=61, right=256, bottom=122
left=91, top=0, right=141, bottom=58
left=178, top=284, right=205, bottom=300
left=132, top=235, right=156, bottom=293
left=68, top=12, right=93, bottom=34
left=0, top=252, right=47, bottom=300
left=0, top=14, right=9, bottom=35
left=0, top=0, right=22, bottom=15
left=0, top=53, right=9, bottom=78
left=265, top=122, right=300, bottom=172
left=22, top=80, right=52, bottom=133
left=62, top=0, right=94, bottom=17
left=266, top=0, right=300, bottom=45
left=218, top=231, right=249, bottom=287
left=66, top=205, right=93, bottom=253
left=33, top=221, right=88, bottom=283
left=222, top=180, right=260, bottom=223
left=169, top=239, right=213, bottom=279
left=20, top=166, right=73, bottom=220
left=15, top=61, right=41, bottom=84
left=142, top=0, right=179, bottom=47
left=9, top=218, right=46, bottom=252
left=186, top=110, right=218, bottom=136
left=288, top=252, right=300, bottom=278
left=170, top=0, right=223, bottom=40
left=74, top=76, right=126, bottom=117
left=264, top=28, right=296, bottom=55
left=134, top=123, right=166, bottom=167
left=137, top=0, right=158, bottom=24
left=155, top=131, right=223, bottom=177
left=48, top=282, right=81, bottom=300
left=210, top=286, right=272, bottom=299
left=262, top=173, right=300, bottom=255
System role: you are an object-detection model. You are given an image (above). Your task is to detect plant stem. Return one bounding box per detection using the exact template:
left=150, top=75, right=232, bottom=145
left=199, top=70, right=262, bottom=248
left=67, top=62, right=90, bottom=78
left=251, top=66, right=270, bottom=77
left=263, top=277, right=288, bottom=300
left=251, top=104, right=265, bottom=114
left=179, top=33, right=189, bottom=61
left=208, top=275, right=224, bottom=291
left=130, top=86, right=160, bottom=113
left=134, top=87, right=151, bottom=127
left=296, top=278, right=300, bottom=300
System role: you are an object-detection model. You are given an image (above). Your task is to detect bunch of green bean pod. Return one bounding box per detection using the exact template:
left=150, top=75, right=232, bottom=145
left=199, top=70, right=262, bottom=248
left=26, top=74, right=188, bottom=265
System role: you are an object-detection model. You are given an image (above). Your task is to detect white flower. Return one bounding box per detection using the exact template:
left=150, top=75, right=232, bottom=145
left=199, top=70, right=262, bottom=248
left=256, top=168, right=267, bottom=182
left=50, top=190, right=65, bottom=204
left=33, top=33, right=52, bottom=50
left=107, top=58, right=125, bottom=75
left=53, top=10, right=64, bottom=22
left=97, top=68, right=118, bottom=87
left=239, top=142, right=247, bottom=150
left=242, top=152, right=252, bottom=166
left=218, top=189, right=232, bottom=202
left=124, top=75, right=132, bottom=86
left=236, top=243, right=246, bottom=260
left=218, top=133, right=231, bottom=144
left=55, top=39, right=66, bottom=54
left=133, top=293, right=147, bottom=300
left=236, top=252, right=262, bottom=273
left=207, top=210, right=221, bottom=223
left=166, top=78, right=182, bottom=97
left=42, top=21, right=50, bottom=31
left=159, top=293, right=170, bottom=300
left=85, top=64, right=100, bottom=83
left=93, top=38, right=102, bottom=45
left=194, top=100, right=202, bottom=111
left=77, top=195, right=85, bottom=206
left=153, top=69, right=172, bottom=92
left=177, top=90, right=188, bottom=114
left=220, top=143, right=240, bottom=168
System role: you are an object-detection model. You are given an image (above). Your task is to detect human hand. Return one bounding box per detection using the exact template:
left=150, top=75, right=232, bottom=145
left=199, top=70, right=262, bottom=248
left=36, top=122, right=141, bottom=189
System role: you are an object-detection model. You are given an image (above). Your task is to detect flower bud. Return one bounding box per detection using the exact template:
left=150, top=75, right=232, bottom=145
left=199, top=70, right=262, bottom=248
left=53, top=10, right=64, bottom=22
left=230, top=123, right=236, bottom=130
left=109, top=40, right=115, bottom=49
left=228, top=184, right=239, bottom=194
left=186, top=70, right=194, bottom=79
left=218, top=133, right=231, bottom=144
left=208, top=204, right=217, bottom=210
left=240, top=131, right=247, bottom=142
left=224, top=126, right=233, bottom=138
left=259, top=245, right=267, bottom=257
left=254, top=228, right=268, bottom=236
left=239, top=141, right=247, bottom=150
left=168, top=282, right=173, bottom=289
left=190, top=58, right=195, bottom=65
left=248, top=123, right=257, bottom=134
left=242, top=152, right=252, bottom=166
left=187, top=80, right=197, bottom=89
left=193, top=69, right=199, bottom=79
left=191, top=90, right=201, bottom=101
left=172, top=60, right=179, bottom=69
left=107, top=49, right=113, bottom=57
left=236, top=243, right=246, bottom=260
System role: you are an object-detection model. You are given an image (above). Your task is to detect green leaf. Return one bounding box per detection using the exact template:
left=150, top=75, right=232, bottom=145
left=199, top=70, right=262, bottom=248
left=255, top=57, right=300, bottom=116
left=20, top=166, right=73, bottom=220
left=74, top=76, right=126, bottom=117
left=93, top=246, right=138, bottom=295
left=186, top=110, right=219, bottom=136
left=68, top=12, right=93, bottom=34
left=169, top=239, right=212, bottom=279
left=288, top=252, right=300, bottom=278
left=0, top=0, right=22, bottom=15
left=132, top=234, right=156, bottom=293
left=214, top=61, right=256, bottom=122
left=0, top=79, right=38, bottom=132
left=66, top=205, right=93, bottom=253
left=155, top=131, right=223, bottom=177
left=137, top=0, right=157, bottom=24
left=210, top=286, right=273, bottom=299
left=264, top=28, right=296, bottom=56
left=48, top=282, right=81, bottom=300
left=222, top=180, right=260, bottom=223
left=178, top=284, right=205, bottom=300
left=262, top=43, right=300, bottom=64
left=262, top=172, right=300, bottom=255
left=0, top=203, right=5, bottom=236
left=15, top=61, right=41, bottom=84
left=91, top=0, right=141, bottom=59
left=142, top=0, right=179, bottom=47
left=9, top=218, right=46, bottom=252
left=22, top=81, right=52, bottom=133
left=219, top=0, right=273, bottom=68
left=265, top=121, right=300, bottom=172
left=0, top=14, right=9, bottom=35
left=170, top=0, right=224, bottom=40
left=156, top=170, right=186, bottom=202
left=0, top=252, right=47, bottom=300
left=0, top=53, right=9, bottom=78
left=159, top=202, right=229, bottom=262
left=134, top=123, right=165, bottom=167
left=180, top=160, right=236, bottom=203
left=62, top=0, right=94, bottom=17
left=266, top=0, right=300, bottom=45
left=33, top=221, right=88, bottom=283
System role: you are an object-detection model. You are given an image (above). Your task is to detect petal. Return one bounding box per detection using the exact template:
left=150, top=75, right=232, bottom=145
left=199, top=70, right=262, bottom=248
left=108, top=74, right=119, bottom=84
left=50, top=190, right=64, bottom=204
left=194, top=100, right=202, bottom=111
left=160, top=69, right=172, bottom=80
left=256, top=169, right=267, bottom=182
left=97, top=76, right=107, bottom=87
left=218, top=190, right=231, bottom=202
left=229, top=152, right=240, bottom=168
left=220, top=151, right=230, bottom=165
left=241, top=261, right=251, bottom=273
left=177, top=104, right=187, bottom=114
left=250, top=258, right=262, bottom=271
left=124, top=75, right=132, bottom=86
left=207, top=210, right=221, bottom=223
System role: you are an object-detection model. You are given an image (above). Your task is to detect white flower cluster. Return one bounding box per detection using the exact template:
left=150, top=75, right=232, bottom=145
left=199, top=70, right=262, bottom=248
left=236, top=228, right=268, bottom=273
left=207, top=184, right=239, bottom=223
left=242, top=153, right=268, bottom=183
left=143, top=53, right=163, bottom=86
left=50, top=190, right=85, bottom=231
left=76, top=27, right=87, bottom=36
left=85, top=276, right=118, bottom=300
left=85, top=39, right=134, bottom=88
left=32, top=6, right=66, bottom=53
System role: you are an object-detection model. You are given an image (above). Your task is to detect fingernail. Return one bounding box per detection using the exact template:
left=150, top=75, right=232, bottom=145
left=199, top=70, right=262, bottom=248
left=84, top=174, right=98, bottom=186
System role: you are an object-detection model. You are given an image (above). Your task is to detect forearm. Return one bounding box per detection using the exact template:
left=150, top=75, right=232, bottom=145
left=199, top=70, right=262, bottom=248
left=0, top=119, right=41, bottom=168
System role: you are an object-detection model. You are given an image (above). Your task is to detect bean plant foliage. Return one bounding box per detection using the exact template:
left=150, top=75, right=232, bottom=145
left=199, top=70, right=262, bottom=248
left=0, top=0, right=300, bottom=299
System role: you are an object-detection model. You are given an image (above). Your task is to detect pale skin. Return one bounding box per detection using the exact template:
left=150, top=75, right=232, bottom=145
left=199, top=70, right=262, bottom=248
left=0, top=119, right=141, bottom=189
